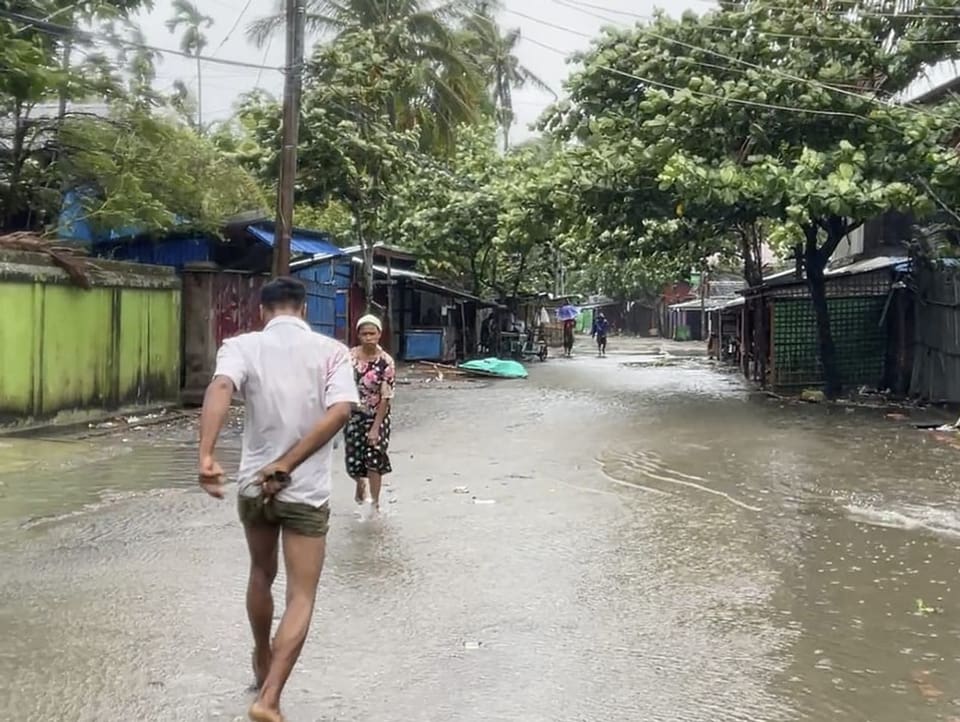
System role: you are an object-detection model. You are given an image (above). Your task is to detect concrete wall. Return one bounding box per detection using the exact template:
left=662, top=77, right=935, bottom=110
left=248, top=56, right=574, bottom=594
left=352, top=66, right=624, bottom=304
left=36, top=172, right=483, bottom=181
left=0, top=250, right=180, bottom=428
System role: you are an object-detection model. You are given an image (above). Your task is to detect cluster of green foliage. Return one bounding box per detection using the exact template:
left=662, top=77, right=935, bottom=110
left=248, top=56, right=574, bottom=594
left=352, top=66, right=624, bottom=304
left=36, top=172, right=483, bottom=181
left=536, top=0, right=960, bottom=393
left=228, top=0, right=554, bottom=298
left=0, top=0, right=263, bottom=236
left=10, top=0, right=960, bottom=395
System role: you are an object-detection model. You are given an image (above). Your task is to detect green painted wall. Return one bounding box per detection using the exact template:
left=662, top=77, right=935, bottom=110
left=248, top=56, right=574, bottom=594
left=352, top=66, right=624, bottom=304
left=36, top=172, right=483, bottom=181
left=0, top=261, right=180, bottom=427
left=576, top=308, right=594, bottom=334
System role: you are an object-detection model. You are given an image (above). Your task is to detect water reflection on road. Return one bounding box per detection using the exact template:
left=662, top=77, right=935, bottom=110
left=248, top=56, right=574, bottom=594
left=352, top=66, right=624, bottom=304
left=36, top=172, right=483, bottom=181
left=2, top=348, right=960, bottom=721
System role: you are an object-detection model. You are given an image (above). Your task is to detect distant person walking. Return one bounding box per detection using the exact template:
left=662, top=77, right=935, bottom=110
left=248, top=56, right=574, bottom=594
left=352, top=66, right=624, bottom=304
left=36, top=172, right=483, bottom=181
left=592, top=312, right=610, bottom=357
left=197, top=277, right=358, bottom=722
left=345, top=314, right=396, bottom=516
left=562, top=318, right=576, bottom=357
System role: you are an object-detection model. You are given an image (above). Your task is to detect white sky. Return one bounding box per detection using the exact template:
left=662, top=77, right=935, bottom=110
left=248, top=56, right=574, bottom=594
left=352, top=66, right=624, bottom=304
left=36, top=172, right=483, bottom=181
left=126, top=0, right=953, bottom=141
left=127, top=0, right=708, bottom=140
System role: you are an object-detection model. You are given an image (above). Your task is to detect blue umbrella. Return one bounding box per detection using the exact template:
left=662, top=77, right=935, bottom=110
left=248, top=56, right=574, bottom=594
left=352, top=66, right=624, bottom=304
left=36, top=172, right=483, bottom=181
left=556, top=305, right=580, bottom=321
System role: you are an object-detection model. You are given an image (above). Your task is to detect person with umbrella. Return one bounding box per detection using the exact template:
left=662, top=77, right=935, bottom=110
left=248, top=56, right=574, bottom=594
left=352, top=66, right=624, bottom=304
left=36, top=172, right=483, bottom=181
left=557, top=305, right=579, bottom=357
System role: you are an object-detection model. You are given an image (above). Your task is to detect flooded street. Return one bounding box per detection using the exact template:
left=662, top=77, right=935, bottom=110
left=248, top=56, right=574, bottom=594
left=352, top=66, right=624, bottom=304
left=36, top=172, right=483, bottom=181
left=3, top=343, right=960, bottom=721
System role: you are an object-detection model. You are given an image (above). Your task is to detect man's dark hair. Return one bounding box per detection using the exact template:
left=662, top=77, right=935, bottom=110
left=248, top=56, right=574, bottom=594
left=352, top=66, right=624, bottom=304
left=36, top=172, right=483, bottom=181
left=260, top=277, right=306, bottom=310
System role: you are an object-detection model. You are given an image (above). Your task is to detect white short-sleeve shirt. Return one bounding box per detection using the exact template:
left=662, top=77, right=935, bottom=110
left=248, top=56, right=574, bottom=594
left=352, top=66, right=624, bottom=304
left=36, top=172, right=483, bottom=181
left=214, top=315, right=359, bottom=508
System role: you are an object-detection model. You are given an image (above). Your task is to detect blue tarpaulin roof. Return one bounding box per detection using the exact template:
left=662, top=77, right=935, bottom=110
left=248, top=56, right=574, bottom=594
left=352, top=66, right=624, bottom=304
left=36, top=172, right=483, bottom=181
left=246, top=224, right=342, bottom=258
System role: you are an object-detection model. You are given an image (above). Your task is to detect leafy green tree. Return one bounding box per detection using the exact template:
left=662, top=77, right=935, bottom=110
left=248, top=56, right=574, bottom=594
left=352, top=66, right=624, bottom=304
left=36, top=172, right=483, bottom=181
left=165, top=0, right=213, bottom=130
left=293, top=200, right=356, bottom=243
left=383, top=122, right=502, bottom=293
left=117, top=22, right=163, bottom=109
left=248, top=0, right=484, bottom=153
left=58, top=108, right=265, bottom=236
left=544, top=0, right=960, bottom=396
left=0, top=0, right=153, bottom=230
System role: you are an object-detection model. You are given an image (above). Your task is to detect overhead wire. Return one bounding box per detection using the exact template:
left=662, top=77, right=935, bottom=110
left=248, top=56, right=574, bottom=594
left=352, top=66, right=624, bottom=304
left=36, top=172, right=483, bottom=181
left=559, top=0, right=960, bottom=44
left=711, top=0, right=960, bottom=22
left=8, top=0, right=89, bottom=35
left=255, top=35, right=276, bottom=89
left=517, top=30, right=915, bottom=127
left=212, top=0, right=256, bottom=57
left=500, top=2, right=957, bottom=122
left=0, top=8, right=282, bottom=72
left=527, top=3, right=891, bottom=109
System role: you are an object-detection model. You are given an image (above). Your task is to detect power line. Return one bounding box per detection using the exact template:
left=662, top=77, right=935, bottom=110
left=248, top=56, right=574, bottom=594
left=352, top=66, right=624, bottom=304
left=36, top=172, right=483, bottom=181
left=0, top=8, right=281, bottom=72
left=546, top=0, right=901, bottom=109
left=9, top=0, right=88, bottom=35
left=212, top=0, right=256, bottom=57
left=255, top=35, right=275, bottom=89
left=518, top=32, right=894, bottom=122
left=508, top=3, right=955, bottom=121
left=558, top=0, right=960, bottom=44
left=713, top=0, right=960, bottom=21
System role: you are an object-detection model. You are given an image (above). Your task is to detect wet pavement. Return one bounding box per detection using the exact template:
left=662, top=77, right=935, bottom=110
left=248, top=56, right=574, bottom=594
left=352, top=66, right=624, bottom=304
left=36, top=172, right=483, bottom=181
left=3, top=340, right=960, bottom=721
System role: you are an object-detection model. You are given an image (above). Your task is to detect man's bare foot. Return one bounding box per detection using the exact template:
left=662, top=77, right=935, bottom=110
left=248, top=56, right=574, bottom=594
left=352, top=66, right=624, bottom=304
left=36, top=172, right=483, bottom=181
left=249, top=700, right=284, bottom=722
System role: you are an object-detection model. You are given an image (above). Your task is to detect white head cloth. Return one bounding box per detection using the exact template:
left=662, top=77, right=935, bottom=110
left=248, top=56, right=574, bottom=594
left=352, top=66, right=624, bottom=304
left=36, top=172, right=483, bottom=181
left=357, top=314, right=382, bottom=331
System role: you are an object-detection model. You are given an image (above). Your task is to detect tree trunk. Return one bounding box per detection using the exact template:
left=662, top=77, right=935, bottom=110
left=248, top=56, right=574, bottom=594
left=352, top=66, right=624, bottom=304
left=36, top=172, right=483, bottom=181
left=511, top=252, right=528, bottom=298
left=737, top=223, right=767, bottom=383
left=356, top=214, right=374, bottom=311
left=4, top=101, right=27, bottom=229
left=752, top=299, right=768, bottom=384
left=803, top=224, right=841, bottom=399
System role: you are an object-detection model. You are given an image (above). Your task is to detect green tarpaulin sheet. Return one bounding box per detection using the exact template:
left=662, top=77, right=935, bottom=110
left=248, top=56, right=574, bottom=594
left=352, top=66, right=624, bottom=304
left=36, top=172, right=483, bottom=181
left=458, top=358, right=528, bottom=379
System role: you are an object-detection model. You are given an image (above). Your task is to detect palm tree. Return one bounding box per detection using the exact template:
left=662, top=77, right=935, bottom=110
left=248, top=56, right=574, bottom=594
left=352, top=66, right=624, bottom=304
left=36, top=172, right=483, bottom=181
left=462, top=1, right=553, bottom=151
left=166, top=0, right=214, bottom=130
left=247, top=0, right=486, bottom=152
left=119, top=23, right=164, bottom=109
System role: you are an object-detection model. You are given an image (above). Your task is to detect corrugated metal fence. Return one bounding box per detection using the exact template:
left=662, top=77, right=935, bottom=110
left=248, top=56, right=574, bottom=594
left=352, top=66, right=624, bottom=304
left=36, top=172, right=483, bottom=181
left=911, top=264, right=960, bottom=402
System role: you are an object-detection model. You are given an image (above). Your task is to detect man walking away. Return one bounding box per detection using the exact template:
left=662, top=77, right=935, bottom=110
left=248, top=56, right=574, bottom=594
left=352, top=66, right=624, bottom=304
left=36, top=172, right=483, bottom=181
left=197, top=277, right=359, bottom=722
left=591, top=311, right=610, bottom=357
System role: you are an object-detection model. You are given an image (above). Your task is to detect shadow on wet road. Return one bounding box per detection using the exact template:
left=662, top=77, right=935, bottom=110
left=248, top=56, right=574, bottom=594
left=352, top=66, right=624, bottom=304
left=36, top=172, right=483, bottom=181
left=2, top=351, right=960, bottom=721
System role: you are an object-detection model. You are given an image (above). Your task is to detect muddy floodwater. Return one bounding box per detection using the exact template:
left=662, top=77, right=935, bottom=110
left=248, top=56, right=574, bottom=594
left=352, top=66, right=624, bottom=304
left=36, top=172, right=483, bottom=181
left=3, top=342, right=960, bottom=721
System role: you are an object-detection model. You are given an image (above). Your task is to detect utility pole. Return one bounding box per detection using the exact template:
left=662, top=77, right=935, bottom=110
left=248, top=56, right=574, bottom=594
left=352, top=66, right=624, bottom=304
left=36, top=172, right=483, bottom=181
left=273, top=0, right=306, bottom=277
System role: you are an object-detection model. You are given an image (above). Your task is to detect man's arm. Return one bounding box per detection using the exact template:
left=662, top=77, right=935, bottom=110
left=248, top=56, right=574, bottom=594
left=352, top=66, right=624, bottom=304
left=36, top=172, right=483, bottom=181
left=199, top=376, right=234, bottom=459
left=198, top=339, right=246, bottom=499
left=274, top=402, right=353, bottom=473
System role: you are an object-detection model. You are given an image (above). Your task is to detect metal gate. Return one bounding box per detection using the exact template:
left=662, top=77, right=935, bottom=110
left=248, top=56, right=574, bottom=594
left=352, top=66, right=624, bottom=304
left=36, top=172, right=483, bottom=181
left=295, top=258, right=354, bottom=340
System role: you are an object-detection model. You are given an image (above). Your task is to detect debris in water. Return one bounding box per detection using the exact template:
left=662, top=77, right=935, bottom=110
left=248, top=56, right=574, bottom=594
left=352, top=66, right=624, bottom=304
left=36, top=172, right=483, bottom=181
left=910, top=669, right=944, bottom=699
left=913, top=598, right=943, bottom=616
left=462, top=641, right=482, bottom=650
left=472, top=498, right=496, bottom=505
left=453, top=486, right=470, bottom=494
left=801, top=389, right=826, bottom=403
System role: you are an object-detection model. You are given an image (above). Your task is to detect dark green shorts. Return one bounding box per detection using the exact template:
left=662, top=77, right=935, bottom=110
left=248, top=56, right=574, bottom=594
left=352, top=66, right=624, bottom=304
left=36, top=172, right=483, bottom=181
left=237, top=495, right=330, bottom=537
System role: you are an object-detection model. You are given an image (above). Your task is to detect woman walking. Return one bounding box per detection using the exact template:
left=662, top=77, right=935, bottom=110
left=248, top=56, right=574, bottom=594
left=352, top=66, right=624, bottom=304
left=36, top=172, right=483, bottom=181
left=345, top=314, right=396, bottom=516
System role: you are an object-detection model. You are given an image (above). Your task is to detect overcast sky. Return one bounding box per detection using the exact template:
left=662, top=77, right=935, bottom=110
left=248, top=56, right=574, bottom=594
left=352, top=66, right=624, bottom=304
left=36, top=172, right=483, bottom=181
left=128, top=0, right=708, bottom=139
left=127, top=0, right=952, bottom=141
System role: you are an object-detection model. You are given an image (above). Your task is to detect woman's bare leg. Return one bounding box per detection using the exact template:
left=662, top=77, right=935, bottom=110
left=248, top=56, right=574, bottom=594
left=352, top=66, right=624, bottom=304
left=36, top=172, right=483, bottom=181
left=354, top=477, right=368, bottom=504
left=367, top=471, right=382, bottom=510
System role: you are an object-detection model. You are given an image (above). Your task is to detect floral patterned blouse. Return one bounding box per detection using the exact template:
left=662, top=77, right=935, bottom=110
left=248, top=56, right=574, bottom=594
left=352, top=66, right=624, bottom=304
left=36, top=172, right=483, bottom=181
left=350, top=346, right=396, bottom=414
